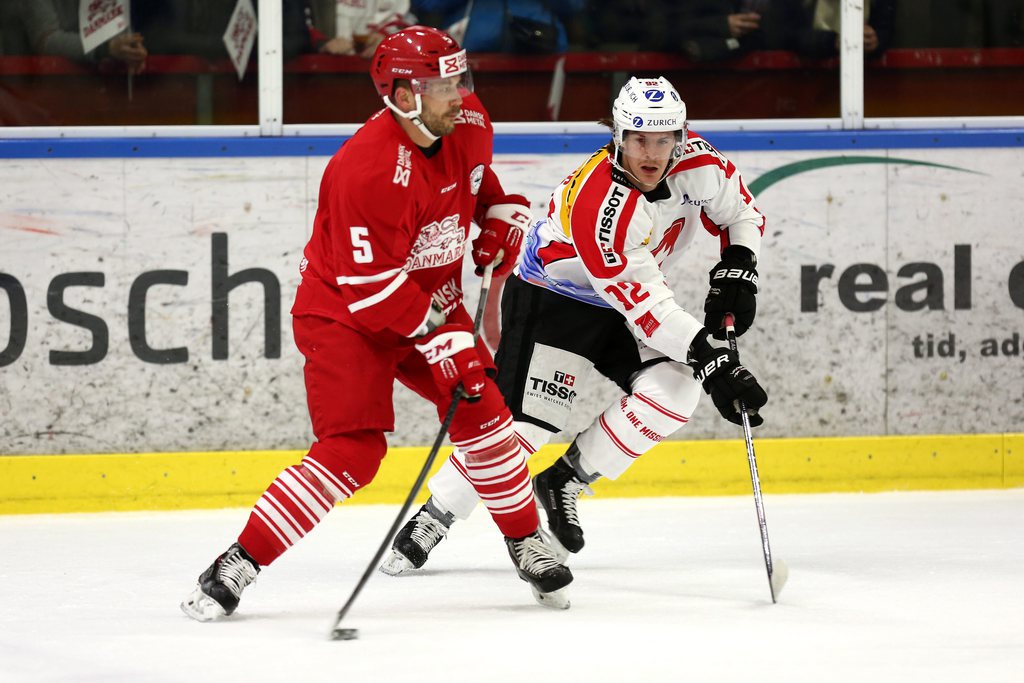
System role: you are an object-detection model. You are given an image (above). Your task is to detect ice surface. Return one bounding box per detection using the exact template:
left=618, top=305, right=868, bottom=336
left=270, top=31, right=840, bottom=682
left=1, top=490, right=1022, bottom=682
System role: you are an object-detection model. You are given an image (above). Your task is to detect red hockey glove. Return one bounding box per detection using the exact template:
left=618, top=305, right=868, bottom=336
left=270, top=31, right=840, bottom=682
left=415, top=323, right=488, bottom=401
left=472, top=195, right=532, bottom=277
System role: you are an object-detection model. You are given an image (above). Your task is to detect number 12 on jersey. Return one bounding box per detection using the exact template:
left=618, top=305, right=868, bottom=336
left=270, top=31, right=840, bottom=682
left=603, top=281, right=649, bottom=311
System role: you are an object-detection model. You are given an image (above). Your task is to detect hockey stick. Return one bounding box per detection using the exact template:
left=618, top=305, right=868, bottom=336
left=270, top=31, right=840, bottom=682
left=723, top=313, right=788, bottom=603
left=330, top=265, right=495, bottom=640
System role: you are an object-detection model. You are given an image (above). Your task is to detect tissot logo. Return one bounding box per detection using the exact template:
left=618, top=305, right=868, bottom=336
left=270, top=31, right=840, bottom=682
left=528, top=376, right=578, bottom=402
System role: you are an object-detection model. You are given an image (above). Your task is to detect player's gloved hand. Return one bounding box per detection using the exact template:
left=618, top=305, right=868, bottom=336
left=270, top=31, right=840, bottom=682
left=688, top=331, right=767, bottom=426
left=704, top=245, right=758, bottom=340
left=415, top=323, right=488, bottom=402
left=472, top=194, right=531, bottom=277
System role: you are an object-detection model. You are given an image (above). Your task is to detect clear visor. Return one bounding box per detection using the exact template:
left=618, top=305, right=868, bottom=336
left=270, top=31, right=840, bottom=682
left=620, top=130, right=683, bottom=161
left=411, top=70, right=475, bottom=101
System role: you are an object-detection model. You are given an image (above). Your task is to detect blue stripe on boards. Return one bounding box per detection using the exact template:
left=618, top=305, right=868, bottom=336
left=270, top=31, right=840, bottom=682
left=0, top=129, right=1021, bottom=158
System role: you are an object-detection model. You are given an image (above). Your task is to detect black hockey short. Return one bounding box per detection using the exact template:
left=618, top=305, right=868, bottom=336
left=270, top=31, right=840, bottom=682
left=494, top=275, right=644, bottom=432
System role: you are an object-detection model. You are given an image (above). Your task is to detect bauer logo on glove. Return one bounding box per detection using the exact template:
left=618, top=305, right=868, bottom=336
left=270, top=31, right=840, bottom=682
left=704, top=245, right=759, bottom=339
left=689, top=338, right=768, bottom=427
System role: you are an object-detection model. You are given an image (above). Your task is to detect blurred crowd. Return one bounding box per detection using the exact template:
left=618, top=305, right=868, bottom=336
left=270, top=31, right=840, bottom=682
left=0, top=0, right=1022, bottom=71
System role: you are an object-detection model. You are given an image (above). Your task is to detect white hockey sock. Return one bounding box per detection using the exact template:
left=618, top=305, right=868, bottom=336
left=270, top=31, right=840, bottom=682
left=576, top=391, right=692, bottom=480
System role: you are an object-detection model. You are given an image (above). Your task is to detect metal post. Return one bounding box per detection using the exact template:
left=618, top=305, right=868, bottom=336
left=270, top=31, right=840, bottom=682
left=258, top=0, right=284, bottom=136
left=840, top=0, right=865, bottom=129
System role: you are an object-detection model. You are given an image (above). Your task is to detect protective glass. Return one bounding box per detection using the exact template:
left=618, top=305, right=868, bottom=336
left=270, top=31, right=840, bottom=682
left=413, top=71, right=475, bottom=101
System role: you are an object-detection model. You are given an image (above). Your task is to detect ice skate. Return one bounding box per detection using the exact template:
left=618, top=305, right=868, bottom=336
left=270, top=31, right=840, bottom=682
left=506, top=532, right=573, bottom=610
left=180, top=543, right=259, bottom=622
left=533, top=448, right=594, bottom=558
left=379, top=503, right=451, bottom=576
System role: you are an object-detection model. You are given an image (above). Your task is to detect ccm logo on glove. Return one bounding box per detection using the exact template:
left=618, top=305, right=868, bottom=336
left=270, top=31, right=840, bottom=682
left=415, top=324, right=488, bottom=399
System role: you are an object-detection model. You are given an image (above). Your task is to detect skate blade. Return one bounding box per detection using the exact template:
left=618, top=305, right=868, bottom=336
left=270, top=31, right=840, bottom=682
left=378, top=550, right=415, bottom=577
left=180, top=586, right=227, bottom=622
left=530, top=585, right=570, bottom=610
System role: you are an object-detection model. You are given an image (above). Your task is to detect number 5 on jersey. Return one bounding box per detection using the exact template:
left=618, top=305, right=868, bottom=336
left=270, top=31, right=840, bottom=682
left=350, top=226, right=374, bottom=263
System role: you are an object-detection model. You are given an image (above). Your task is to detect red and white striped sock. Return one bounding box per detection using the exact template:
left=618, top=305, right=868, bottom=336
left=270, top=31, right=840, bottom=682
left=451, top=415, right=538, bottom=539
left=237, top=464, right=343, bottom=566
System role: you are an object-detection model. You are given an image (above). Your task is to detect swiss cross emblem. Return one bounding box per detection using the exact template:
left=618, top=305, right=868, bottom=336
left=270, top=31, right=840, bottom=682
left=553, top=371, right=575, bottom=386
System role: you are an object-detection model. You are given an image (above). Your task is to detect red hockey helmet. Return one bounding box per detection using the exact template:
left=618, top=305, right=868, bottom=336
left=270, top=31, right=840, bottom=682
left=370, top=25, right=471, bottom=101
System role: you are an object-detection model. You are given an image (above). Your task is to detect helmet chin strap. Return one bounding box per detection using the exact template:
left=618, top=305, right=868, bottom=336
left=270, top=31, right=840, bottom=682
left=384, top=93, right=439, bottom=143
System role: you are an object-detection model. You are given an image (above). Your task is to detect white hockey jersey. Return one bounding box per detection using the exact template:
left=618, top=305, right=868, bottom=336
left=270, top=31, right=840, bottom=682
left=516, top=131, right=765, bottom=362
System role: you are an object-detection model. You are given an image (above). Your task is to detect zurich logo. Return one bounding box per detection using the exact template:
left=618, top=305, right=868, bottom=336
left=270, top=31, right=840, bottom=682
left=644, top=89, right=665, bottom=102
left=632, top=116, right=644, bottom=127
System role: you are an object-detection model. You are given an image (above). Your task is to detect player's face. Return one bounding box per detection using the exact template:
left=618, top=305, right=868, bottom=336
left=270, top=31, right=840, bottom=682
left=620, top=131, right=677, bottom=189
left=417, top=75, right=468, bottom=137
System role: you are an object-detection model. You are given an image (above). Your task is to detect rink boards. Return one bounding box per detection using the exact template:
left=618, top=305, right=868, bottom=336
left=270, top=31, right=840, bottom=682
left=1, top=433, right=1022, bottom=514
left=2, top=129, right=1023, bottom=513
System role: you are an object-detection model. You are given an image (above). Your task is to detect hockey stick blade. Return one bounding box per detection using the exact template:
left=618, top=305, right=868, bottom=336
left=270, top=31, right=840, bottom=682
left=769, top=558, right=789, bottom=602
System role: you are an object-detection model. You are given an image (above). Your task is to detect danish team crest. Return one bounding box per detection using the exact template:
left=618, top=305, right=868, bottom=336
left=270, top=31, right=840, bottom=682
left=407, top=214, right=465, bottom=271
left=469, top=164, right=484, bottom=196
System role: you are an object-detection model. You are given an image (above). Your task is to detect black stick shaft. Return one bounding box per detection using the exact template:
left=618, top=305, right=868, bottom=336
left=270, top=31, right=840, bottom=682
left=723, top=313, right=778, bottom=603
left=330, top=265, right=494, bottom=634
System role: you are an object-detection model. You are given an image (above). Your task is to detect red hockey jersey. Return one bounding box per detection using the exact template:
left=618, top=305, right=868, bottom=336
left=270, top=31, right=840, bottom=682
left=291, top=93, right=505, bottom=344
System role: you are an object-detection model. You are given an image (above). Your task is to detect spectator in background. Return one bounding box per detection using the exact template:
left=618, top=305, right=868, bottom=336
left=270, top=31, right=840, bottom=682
left=675, top=0, right=790, bottom=61
left=584, top=0, right=896, bottom=60
left=139, top=0, right=315, bottom=61
left=580, top=0, right=785, bottom=56
left=787, top=0, right=897, bottom=58
left=413, top=0, right=583, bottom=54
left=18, top=0, right=148, bottom=74
left=983, top=0, right=1024, bottom=47
left=306, top=0, right=415, bottom=57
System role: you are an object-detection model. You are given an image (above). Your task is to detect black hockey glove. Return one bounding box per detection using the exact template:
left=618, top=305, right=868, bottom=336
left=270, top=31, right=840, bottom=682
left=703, top=245, right=758, bottom=340
left=689, top=331, right=767, bottom=427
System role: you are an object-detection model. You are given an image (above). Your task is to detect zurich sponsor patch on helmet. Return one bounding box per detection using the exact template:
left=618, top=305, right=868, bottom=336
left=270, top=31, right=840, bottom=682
left=632, top=116, right=644, bottom=128
left=644, top=89, right=665, bottom=102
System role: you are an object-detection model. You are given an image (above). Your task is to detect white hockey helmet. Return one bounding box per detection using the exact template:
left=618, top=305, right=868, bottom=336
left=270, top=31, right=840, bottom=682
left=611, top=77, right=687, bottom=175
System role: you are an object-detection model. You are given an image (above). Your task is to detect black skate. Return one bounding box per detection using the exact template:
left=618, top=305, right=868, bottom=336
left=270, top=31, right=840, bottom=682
left=506, top=532, right=573, bottom=609
left=378, top=503, right=451, bottom=576
left=180, top=543, right=259, bottom=622
left=533, top=452, right=593, bottom=558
